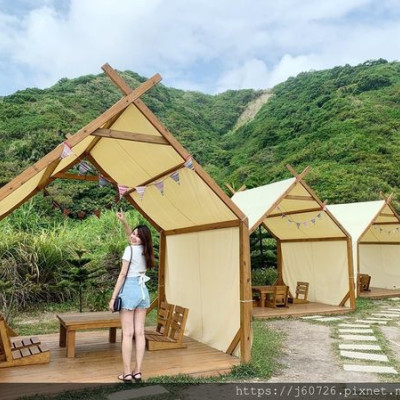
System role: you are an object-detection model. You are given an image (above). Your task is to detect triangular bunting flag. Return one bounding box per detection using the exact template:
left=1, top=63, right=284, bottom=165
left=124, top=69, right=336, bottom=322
left=78, top=161, right=91, bottom=175
left=135, top=186, right=146, bottom=201
left=296, top=222, right=301, bottom=229
left=99, top=175, right=109, bottom=188
left=155, top=181, right=165, bottom=195
left=184, top=155, right=194, bottom=170
left=118, top=185, right=128, bottom=200
left=61, top=142, right=73, bottom=158
left=170, top=171, right=180, bottom=184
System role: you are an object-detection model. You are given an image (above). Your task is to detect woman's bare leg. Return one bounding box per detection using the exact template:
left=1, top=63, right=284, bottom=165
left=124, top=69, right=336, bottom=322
left=120, top=309, right=134, bottom=376
left=133, top=308, right=147, bottom=375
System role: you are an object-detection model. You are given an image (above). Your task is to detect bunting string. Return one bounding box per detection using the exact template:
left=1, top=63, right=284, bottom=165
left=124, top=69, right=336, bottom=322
left=124, top=156, right=194, bottom=201
left=372, top=225, right=400, bottom=235
left=275, top=205, right=326, bottom=229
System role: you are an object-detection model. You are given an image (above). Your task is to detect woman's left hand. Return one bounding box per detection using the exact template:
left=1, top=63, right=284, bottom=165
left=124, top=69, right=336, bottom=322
left=108, top=299, right=114, bottom=312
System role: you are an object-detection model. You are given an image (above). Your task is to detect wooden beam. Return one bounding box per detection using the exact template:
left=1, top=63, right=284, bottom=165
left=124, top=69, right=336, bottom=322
left=226, top=329, right=241, bottom=355
left=225, top=183, right=236, bottom=195
left=0, top=71, right=161, bottom=204
left=52, top=173, right=99, bottom=182
left=101, top=63, right=247, bottom=222
left=66, top=73, right=162, bottom=150
left=126, top=162, right=185, bottom=195
left=37, top=158, right=61, bottom=189
left=0, top=146, right=63, bottom=203
left=372, top=222, right=400, bottom=225
left=158, top=232, right=166, bottom=307
left=164, top=220, right=241, bottom=236
left=360, top=241, right=400, bottom=245
left=269, top=207, right=323, bottom=218
left=133, top=98, right=248, bottom=221
left=280, top=237, right=347, bottom=243
left=339, top=291, right=350, bottom=307
left=284, top=195, right=315, bottom=201
left=239, top=220, right=252, bottom=363
left=102, top=63, right=133, bottom=95
left=346, top=237, right=356, bottom=309
left=92, top=128, right=169, bottom=145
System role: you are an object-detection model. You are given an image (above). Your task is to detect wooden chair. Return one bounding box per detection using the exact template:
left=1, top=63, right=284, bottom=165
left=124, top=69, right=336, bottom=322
left=266, top=285, right=289, bottom=308
left=144, top=300, right=173, bottom=336
left=289, top=281, right=309, bottom=304
left=0, top=319, right=50, bottom=368
left=0, top=312, right=17, bottom=337
left=358, top=274, right=371, bottom=292
left=145, top=305, right=189, bottom=350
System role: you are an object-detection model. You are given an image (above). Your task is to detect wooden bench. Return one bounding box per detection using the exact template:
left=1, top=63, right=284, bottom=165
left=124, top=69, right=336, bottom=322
left=145, top=304, right=189, bottom=351
left=0, top=319, right=50, bottom=368
left=57, top=311, right=121, bottom=358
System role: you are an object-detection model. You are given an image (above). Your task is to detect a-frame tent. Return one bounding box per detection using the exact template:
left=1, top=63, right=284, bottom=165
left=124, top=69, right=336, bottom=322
left=231, top=166, right=355, bottom=310
left=327, top=195, right=400, bottom=295
left=0, top=64, right=252, bottom=362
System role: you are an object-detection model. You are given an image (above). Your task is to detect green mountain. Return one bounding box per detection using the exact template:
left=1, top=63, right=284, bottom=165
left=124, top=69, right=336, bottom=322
left=221, top=58, right=400, bottom=207
left=1, top=58, right=400, bottom=213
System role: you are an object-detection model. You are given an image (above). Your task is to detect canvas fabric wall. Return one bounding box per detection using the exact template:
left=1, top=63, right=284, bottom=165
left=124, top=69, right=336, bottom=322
left=281, top=240, right=350, bottom=306
left=164, top=227, right=241, bottom=352
left=360, top=244, right=400, bottom=289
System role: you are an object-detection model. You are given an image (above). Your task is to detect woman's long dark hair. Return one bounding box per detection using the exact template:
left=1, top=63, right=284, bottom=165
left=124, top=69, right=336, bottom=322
left=133, top=225, right=155, bottom=269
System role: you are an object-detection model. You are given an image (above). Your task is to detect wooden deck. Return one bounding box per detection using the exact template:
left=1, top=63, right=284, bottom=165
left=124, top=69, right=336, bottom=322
left=252, top=301, right=351, bottom=319
left=0, top=329, right=239, bottom=399
left=359, top=287, right=400, bottom=299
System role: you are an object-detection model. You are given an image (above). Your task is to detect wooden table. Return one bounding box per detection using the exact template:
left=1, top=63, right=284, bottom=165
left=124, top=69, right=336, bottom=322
left=252, top=285, right=275, bottom=307
left=57, top=312, right=121, bottom=358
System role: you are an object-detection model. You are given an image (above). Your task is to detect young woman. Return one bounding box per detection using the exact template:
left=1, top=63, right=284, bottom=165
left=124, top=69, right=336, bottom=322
left=109, top=212, right=154, bottom=382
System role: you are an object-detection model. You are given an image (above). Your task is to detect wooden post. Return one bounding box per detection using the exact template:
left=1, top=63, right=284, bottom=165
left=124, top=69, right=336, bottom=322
left=158, top=231, right=167, bottom=307
left=276, top=240, right=283, bottom=285
left=347, top=237, right=356, bottom=309
left=239, top=220, right=252, bottom=363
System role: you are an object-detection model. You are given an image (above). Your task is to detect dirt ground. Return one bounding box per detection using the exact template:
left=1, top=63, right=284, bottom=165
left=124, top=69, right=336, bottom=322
left=264, top=319, right=379, bottom=383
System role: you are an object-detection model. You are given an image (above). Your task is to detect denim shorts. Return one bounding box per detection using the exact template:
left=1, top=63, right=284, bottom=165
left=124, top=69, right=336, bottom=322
left=120, top=277, right=150, bottom=310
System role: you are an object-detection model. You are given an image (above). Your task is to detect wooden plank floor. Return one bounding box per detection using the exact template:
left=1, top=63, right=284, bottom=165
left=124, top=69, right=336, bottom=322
left=0, top=329, right=239, bottom=396
left=252, top=301, right=351, bottom=319
left=359, top=287, right=400, bottom=299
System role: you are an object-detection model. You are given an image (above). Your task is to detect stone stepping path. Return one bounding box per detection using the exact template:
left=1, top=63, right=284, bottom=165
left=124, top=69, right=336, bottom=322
left=343, top=365, right=397, bottom=374
left=372, top=313, right=400, bottom=318
left=338, top=304, right=400, bottom=375
left=355, top=319, right=387, bottom=325
left=339, top=334, right=377, bottom=341
left=388, top=298, right=400, bottom=301
left=338, top=323, right=371, bottom=328
left=300, top=303, right=399, bottom=375
left=340, top=350, right=389, bottom=362
left=339, top=344, right=381, bottom=351
left=339, top=328, right=373, bottom=334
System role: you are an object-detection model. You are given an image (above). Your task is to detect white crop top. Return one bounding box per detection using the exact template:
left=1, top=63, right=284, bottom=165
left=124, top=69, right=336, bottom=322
left=122, top=245, right=147, bottom=277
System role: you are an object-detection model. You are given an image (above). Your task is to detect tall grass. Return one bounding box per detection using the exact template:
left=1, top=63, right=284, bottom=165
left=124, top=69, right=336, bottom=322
left=0, top=202, right=159, bottom=319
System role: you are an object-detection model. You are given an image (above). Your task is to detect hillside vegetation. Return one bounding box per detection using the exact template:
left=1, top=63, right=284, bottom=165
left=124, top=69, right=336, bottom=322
left=221, top=59, right=400, bottom=207
left=2, top=59, right=400, bottom=209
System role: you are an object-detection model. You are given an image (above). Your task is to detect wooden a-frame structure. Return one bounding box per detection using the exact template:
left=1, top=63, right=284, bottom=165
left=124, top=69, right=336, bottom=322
left=231, top=165, right=356, bottom=310
left=328, top=192, right=400, bottom=296
left=0, top=64, right=252, bottom=362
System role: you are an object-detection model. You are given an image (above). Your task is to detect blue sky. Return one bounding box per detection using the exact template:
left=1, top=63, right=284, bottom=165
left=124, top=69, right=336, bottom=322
left=1, top=0, right=400, bottom=96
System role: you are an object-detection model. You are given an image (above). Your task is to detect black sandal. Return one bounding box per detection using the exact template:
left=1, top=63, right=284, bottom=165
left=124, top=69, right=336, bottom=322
left=132, top=372, right=142, bottom=382
left=118, top=373, right=133, bottom=382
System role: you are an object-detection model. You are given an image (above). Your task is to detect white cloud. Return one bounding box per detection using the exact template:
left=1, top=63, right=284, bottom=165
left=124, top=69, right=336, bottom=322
left=1, top=0, right=400, bottom=95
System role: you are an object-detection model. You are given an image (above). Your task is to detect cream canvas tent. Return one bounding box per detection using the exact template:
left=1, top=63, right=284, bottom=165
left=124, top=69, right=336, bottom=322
left=327, top=196, right=400, bottom=295
left=0, top=64, right=252, bottom=362
left=231, top=166, right=355, bottom=309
